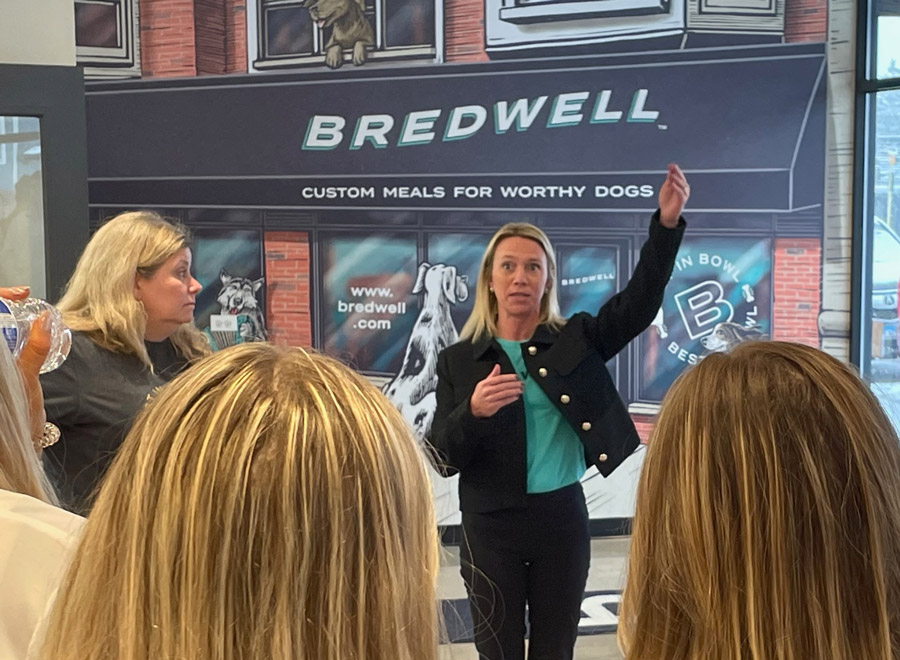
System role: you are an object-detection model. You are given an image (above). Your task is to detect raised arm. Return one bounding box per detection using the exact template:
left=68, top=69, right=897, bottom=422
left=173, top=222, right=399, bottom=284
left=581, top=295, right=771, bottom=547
left=584, top=164, right=690, bottom=360
left=658, top=163, right=690, bottom=228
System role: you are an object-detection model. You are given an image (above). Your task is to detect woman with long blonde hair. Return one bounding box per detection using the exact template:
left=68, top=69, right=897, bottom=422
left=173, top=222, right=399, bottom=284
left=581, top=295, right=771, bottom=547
left=36, top=343, right=439, bottom=660
left=619, top=341, right=900, bottom=660
left=0, top=286, right=83, bottom=659
left=41, top=210, right=210, bottom=513
left=0, top=290, right=55, bottom=504
left=429, top=164, right=690, bottom=660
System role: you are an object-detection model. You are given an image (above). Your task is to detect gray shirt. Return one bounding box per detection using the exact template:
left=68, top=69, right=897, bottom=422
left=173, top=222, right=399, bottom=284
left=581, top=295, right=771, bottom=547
left=40, top=331, right=187, bottom=514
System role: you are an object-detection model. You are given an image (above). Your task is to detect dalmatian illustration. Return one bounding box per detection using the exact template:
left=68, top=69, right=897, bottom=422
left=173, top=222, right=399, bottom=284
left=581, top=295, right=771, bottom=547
left=382, top=262, right=469, bottom=525
left=383, top=262, right=468, bottom=441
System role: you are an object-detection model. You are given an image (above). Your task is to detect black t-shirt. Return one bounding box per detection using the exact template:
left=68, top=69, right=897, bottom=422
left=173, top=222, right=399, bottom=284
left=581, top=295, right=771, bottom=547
left=40, top=331, right=188, bottom=514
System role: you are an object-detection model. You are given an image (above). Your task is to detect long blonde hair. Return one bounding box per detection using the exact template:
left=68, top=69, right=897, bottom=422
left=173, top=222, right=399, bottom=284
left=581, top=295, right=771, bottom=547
left=0, top=344, right=57, bottom=504
left=619, top=341, right=900, bottom=660
left=459, top=222, right=565, bottom=341
left=57, top=210, right=209, bottom=367
left=37, top=343, right=440, bottom=660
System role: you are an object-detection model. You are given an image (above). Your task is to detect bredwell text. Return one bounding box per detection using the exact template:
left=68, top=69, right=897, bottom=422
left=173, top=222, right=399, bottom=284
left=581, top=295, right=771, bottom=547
left=302, top=89, right=660, bottom=151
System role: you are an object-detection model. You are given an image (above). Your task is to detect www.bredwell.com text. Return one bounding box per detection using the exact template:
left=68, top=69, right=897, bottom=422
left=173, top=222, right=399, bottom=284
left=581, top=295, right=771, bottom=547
left=337, top=284, right=409, bottom=331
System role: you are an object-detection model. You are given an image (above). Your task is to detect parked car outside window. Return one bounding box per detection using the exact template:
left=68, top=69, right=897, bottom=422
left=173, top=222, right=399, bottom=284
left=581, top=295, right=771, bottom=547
left=873, top=217, right=900, bottom=320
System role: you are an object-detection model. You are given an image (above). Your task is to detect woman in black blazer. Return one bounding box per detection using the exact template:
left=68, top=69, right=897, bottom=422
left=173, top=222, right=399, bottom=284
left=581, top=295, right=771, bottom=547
left=429, top=164, right=690, bottom=660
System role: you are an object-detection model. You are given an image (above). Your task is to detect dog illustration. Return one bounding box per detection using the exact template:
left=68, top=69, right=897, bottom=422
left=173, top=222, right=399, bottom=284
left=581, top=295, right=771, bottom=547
left=303, top=0, right=374, bottom=69
left=216, top=269, right=268, bottom=342
left=383, top=262, right=468, bottom=440
left=700, top=321, right=765, bottom=354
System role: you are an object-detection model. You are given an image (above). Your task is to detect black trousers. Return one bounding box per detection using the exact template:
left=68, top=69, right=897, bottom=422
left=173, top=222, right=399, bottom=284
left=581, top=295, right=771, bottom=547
left=460, top=481, right=591, bottom=660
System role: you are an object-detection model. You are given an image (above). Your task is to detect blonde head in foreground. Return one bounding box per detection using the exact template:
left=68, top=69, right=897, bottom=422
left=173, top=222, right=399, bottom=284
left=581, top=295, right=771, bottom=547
left=0, top=343, right=56, bottom=504
left=57, top=210, right=209, bottom=366
left=38, top=343, right=440, bottom=660
left=619, top=341, right=900, bottom=660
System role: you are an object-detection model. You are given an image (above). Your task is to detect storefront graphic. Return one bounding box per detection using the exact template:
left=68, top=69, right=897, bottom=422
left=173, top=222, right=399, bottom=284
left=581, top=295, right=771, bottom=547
left=84, top=42, right=825, bottom=527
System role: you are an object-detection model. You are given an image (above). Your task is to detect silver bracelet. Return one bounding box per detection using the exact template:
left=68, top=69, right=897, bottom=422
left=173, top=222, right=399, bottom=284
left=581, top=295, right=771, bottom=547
left=39, top=422, right=60, bottom=449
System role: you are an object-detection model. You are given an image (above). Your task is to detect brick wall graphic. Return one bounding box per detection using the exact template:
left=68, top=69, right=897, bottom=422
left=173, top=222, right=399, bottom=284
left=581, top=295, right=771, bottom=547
left=138, top=0, right=246, bottom=77
left=773, top=239, right=822, bottom=347
left=264, top=231, right=312, bottom=348
left=117, top=0, right=827, bottom=77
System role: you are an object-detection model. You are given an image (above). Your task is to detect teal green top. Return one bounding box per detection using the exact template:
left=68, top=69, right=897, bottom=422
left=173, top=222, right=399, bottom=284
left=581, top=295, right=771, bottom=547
left=496, top=338, right=586, bottom=494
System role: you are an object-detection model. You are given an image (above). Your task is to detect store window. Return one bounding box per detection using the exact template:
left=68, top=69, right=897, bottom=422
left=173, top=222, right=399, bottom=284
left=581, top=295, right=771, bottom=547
left=320, top=233, right=419, bottom=374
left=191, top=229, right=266, bottom=351
left=557, top=242, right=623, bottom=388
left=423, top=238, right=623, bottom=348
left=556, top=245, right=619, bottom=318
left=74, top=0, right=140, bottom=78
left=253, top=0, right=436, bottom=70
left=857, top=0, right=900, bottom=430
left=426, top=233, right=488, bottom=332
left=0, top=117, right=46, bottom=299
left=637, top=236, right=772, bottom=403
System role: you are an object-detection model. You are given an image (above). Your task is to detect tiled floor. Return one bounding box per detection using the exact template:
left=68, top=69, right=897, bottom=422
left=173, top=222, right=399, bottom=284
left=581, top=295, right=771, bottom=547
left=437, top=537, right=629, bottom=659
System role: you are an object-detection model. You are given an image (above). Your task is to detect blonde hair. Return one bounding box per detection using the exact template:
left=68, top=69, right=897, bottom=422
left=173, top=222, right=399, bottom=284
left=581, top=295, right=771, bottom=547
left=38, top=343, right=440, bottom=660
left=57, top=210, right=210, bottom=368
left=619, top=341, right=900, bottom=660
left=459, top=222, right=565, bottom=342
left=0, top=344, right=57, bottom=504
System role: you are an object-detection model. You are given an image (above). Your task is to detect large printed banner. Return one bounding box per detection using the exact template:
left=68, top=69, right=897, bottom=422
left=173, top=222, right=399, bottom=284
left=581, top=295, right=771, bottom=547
left=86, top=42, right=826, bottom=527
left=88, top=46, right=824, bottom=214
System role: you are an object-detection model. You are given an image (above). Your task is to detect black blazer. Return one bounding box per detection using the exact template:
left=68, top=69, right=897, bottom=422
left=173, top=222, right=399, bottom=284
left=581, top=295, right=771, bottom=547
left=428, top=213, right=685, bottom=514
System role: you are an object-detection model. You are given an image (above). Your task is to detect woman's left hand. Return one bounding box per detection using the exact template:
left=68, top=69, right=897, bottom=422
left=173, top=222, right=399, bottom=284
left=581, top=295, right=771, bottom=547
left=658, top=164, right=690, bottom=228
left=0, top=286, right=52, bottom=448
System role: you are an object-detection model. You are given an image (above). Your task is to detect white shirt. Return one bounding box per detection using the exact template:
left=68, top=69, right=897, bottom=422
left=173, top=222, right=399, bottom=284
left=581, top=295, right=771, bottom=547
left=0, top=489, right=83, bottom=660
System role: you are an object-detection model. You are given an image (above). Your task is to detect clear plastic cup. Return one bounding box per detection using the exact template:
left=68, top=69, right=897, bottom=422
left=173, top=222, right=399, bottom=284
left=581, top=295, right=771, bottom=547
left=0, top=297, right=72, bottom=373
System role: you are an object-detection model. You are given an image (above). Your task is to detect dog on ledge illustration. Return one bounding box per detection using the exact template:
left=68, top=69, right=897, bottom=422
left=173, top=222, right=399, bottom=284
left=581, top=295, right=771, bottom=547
left=303, top=0, right=374, bottom=69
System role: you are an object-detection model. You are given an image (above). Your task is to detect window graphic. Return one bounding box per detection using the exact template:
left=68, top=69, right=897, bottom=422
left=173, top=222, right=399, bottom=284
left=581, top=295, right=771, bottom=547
left=557, top=245, right=619, bottom=318
left=500, top=0, right=671, bottom=25
left=74, top=0, right=140, bottom=78
left=192, top=229, right=266, bottom=351
left=426, top=233, right=489, bottom=332
left=638, top=236, right=772, bottom=403
left=698, top=0, right=778, bottom=15
left=254, top=0, right=435, bottom=70
left=321, top=234, right=419, bottom=373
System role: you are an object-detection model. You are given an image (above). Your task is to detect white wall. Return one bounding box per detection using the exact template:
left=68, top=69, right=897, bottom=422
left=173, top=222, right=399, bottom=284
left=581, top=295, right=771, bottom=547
left=0, top=0, right=75, bottom=66
left=819, top=0, right=856, bottom=362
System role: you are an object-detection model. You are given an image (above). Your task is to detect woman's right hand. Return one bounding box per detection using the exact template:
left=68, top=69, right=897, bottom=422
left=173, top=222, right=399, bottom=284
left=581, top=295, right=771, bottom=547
left=469, top=364, right=523, bottom=418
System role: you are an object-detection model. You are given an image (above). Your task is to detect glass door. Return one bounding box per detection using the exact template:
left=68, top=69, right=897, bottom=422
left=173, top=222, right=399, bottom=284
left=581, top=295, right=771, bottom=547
left=0, top=117, right=46, bottom=298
